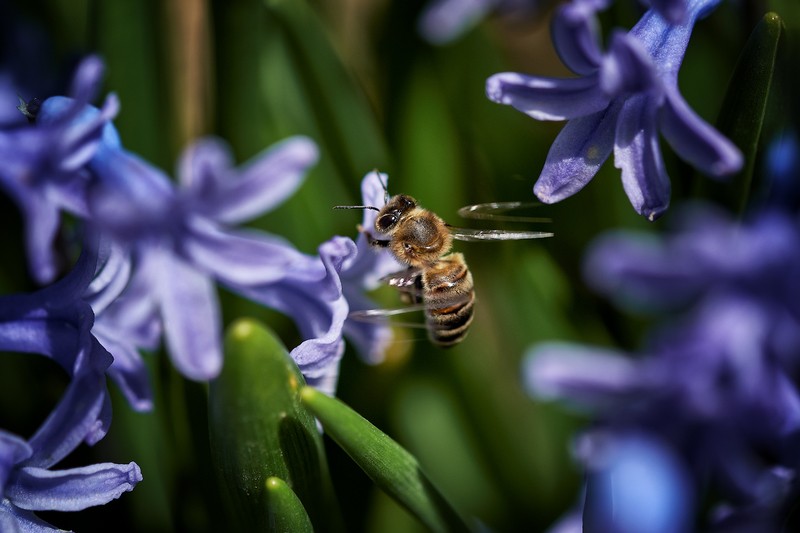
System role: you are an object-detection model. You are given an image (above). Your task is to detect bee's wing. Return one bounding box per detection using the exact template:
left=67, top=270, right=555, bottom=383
left=458, top=201, right=551, bottom=223
left=348, top=304, right=430, bottom=329
left=448, top=226, right=554, bottom=241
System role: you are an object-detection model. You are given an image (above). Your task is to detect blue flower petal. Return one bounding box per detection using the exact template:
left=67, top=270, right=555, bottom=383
left=614, top=94, right=671, bottom=220
left=524, top=342, right=645, bottom=411
left=8, top=462, right=142, bottom=512
left=184, top=217, right=301, bottom=285
left=534, top=104, right=619, bottom=203
left=183, top=136, right=318, bottom=224
left=660, top=87, right=743, bottom=177
left=486, top=72, right=610, bottom=121
left=0, top=499, right=61, bottom=532
left=155, top=250, right=222, bottom=380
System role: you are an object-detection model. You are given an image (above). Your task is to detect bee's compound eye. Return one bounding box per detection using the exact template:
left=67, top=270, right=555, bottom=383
left=377, top=214, right=397, bottom=231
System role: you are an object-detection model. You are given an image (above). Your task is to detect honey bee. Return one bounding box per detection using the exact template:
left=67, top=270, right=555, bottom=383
left=335, top=181, right=552, bottom=348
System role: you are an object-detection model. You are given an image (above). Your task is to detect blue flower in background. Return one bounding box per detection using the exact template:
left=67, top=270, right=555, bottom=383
left=486, top=0, right=742, bottom=219
left=81, top=130, right=320, bottom=381
left=0, top=56, right=118, bottom=283
left=525, top=206, right=800, bottom=529
left=418, top=0, right=542, bottom=45
left=0, top=247, right=142, bottom=529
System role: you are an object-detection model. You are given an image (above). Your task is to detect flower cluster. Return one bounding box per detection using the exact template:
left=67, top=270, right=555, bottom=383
left=525, top=205, right=800, bottom=530
left=486, top=0, right=742, bottom=219
left=0, top=53, right=395, bottom=525
left=0, top=244, right=142, bottom=529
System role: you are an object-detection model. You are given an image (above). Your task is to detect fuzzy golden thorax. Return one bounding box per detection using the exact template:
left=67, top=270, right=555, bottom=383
left=374, top=195, right=453, bottom=268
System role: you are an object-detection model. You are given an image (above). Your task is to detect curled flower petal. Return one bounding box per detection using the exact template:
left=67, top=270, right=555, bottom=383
left=614, top=94, right=671, bottom=220
left=551, top=0, right=607, bottom=75
left=486, top=72, right=610, bottom=121
left=660, top=87, right=743, bottom=177
left=8, top=462, right=142, bottom=512
left=93, top=323, right=153, bottom=412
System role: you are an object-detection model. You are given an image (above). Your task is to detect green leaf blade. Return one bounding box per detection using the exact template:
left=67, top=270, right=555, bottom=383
left=300, top=386, right=471, bottom=533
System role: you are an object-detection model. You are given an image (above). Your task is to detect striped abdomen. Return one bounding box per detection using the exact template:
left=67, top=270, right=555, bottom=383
left=422, top=253, right=475, bottom=347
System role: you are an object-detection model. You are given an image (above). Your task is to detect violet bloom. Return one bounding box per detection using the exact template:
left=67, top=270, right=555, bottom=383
left=418, top=0, right=542, bottom=45
left=79, top=131, right=320, bottom=381
left=486, top=0, right=742, bottom=219
left=0, top=249, right=142, bottom=530
left=0, top=56, right=118, bottom=283
left=525, top=207, right=800, bottom=528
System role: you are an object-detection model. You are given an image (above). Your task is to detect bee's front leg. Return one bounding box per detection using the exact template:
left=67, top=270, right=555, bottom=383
left=358, top=224, right=391, bottom=249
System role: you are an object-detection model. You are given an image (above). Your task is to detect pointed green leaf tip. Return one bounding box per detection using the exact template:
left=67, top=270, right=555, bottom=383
left=208, top=319, right=341, bottom=532
left=265, top=477, right=314, bottom=533
left=299, top=386, right=472, bottom=533
left=714, top=11, right=783, bottom=213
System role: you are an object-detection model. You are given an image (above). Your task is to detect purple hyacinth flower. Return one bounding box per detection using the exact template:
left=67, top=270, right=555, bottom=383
left=486, top=0, right=742, bottom=219
left=0, top=249, right=142, bottom=530
left=525, top=206, right=800, bottom=527
left=0, top=55, right=119, bottom=283
left=81, top=132, right=320, bottom=381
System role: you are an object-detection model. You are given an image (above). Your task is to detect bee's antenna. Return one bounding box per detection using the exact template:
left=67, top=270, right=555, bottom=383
left=333, top=205, right=381, bottom=211
left=373, top=168, right=390, bottom=203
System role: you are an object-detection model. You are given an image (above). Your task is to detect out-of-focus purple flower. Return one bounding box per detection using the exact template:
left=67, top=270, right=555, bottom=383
left=486, top=0, right=742, bottom=219
left=525, top=206, right=800, bottom=528
left=80, top=132, right=319, bottom=381
left=0, top=248, right=142, bottom=530
left=418, top=0, right=542, bottom=45
left=0, top=56, right=119, bottom=283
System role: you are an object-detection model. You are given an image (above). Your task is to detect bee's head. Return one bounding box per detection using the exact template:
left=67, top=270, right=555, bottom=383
left=375, top=194, right=417, bottom=234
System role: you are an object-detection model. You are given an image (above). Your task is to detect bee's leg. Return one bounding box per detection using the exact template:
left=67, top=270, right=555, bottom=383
left=358, top=225, right=391, bottom=248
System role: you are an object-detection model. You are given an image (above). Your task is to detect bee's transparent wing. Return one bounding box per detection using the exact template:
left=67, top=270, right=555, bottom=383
left=458, top=201, right=551, bottom=223
left=448, top=227, right=554, bottom=241
left=452, top=201, right=553, bottom=240
left=348, top=304, right=431, bottom=329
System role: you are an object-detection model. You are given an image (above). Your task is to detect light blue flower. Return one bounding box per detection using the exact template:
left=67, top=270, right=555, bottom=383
left=486, top=0, right=742, bottom=219
left=0, top=56, right=118, bottom=282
